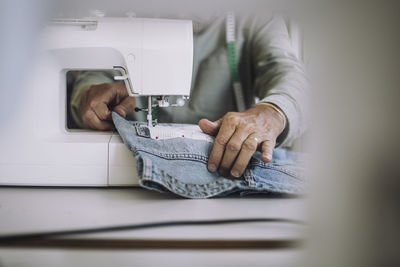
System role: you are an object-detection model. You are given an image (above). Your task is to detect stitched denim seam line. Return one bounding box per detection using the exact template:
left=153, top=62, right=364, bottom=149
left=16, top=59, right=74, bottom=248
left=141, top=176, right=237, bottom=199
left=134, top=151, right=247, bottom=192
left=136, top=154, right=237, bottom=198
left=249, top=179, right=304, bottom=192
left=128, top=140, right=300, bottom=178
left=252, top=158, right=303, bottom=170
left=248, top=183, right=304, bottom=194
left=133, top=148, right=302, bottom=180
left=251, top=178, right=304, bottom=190
left=139, top=163, right=237, bottom=198
left=252, top=164, right=300, bottom=179
left=141, top=155, right=153, bottom=180
left=249, top=162, right=302, bottom=179
left=137, top=153, right=304, bottom=195
left=141, top=155, right=302, bottom=194
left=243, top=169, right=256, bottom=187
left=132, top=148, right=209, bottom=164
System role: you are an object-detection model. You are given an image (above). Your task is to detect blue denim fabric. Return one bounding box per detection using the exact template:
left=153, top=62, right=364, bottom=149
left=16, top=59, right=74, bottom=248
left=112, top=112, right=306, bottom=199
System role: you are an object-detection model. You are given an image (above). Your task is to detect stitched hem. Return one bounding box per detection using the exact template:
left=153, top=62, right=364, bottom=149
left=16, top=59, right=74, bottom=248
left=137, top=155, right=238, bottom=199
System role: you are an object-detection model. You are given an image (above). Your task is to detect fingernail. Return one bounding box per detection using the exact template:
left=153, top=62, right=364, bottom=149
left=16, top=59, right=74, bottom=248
left=114, top=108, right=126, bottom=118
left=231, top=170, right=240, bottom=178
left=263, top=154, right=272, bottom=162
left=208, top=164, right=216, bottom=172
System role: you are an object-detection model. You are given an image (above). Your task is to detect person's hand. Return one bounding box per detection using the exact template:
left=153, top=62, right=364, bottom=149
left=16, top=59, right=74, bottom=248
left=198, top=103, right=286, bottom=178
left=80, top=82, right=135, bottom=130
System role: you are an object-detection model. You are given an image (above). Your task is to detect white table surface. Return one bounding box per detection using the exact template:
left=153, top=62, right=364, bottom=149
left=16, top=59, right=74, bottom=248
left=0, top=187, right=307, bottom=267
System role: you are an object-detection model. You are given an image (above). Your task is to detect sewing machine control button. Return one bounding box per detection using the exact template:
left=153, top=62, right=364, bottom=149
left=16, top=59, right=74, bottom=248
left=127, top=53, right=135, bottom=64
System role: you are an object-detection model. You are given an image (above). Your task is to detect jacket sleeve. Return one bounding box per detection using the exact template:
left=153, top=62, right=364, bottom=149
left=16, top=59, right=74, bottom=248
left=247, top=16, right=310, bottom=147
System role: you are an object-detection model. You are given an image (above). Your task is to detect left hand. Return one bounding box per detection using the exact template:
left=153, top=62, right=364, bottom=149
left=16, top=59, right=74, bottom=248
left=198, top=103, right=286, bottom=178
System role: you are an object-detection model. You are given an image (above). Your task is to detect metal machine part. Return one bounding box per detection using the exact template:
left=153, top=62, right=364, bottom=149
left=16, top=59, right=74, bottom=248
left=133, top=96, right=190, bottom=127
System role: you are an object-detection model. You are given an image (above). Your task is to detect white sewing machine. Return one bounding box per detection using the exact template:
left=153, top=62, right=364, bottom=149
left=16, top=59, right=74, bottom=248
left=0, top=17, right=193, bottom=186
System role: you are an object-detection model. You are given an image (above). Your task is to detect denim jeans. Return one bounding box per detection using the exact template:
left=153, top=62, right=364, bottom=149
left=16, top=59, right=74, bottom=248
left=112, top=112, right=306, bottom=199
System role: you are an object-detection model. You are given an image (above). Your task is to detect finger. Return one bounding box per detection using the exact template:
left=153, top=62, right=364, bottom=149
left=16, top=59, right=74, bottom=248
left=113, top=96, right=135, bottom=118
left=230, top=134, right=262, bottom=178
left=198, top=118, right=222, bottom=136
left=85, top=83, right=120, bottom=121
left=87, top=83, right=128, bottom=110
left=91, top=101, right=112, bottom=121
left=95, top=83, right=129, bottom=105
left=114, top=82, right=130, bottom=99
left=208, top=120, right=236, bottom=172
left=83, top=109, right=114, bottom=131
left=261, top=139, right=276, bottom=163
left=218, top=128, right=251, bottom=177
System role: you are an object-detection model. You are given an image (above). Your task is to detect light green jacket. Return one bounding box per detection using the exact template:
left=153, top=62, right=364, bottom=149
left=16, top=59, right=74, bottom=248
left=71, top=15, right=309, bottom=147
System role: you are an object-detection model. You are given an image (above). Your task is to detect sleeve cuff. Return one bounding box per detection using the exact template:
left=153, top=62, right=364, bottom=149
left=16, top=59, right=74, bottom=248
left=259, top=94, right=299, bottom=147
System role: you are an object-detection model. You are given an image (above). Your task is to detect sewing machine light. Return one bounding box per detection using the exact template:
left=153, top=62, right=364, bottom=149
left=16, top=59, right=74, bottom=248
left=176, top=98, right=185, bottom=107
left=155, top=96, right=186, bottom=108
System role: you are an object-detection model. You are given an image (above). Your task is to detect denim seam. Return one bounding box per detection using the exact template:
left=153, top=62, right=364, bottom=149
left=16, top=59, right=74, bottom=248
left=141, top=156, right=153, bottom=180
left=136, top=151, right=304, bottom=195
left=246, top=181, right=304, bottom=194
left=137, top=154, right=237, bottom=199
left=133, top=148, right=301, bottom=178
left=140, top=169, right=237, bottom=199
left=134, top=148, right=303, bottom=181
left=131, top=148, right=209, bottom=164
left=243, top=169, right=256, bottom=187
left=251, top=178, right=304, bottom=191
left=249, top=162, right=302, bottom=179
left=141, top=174, right=237, bottom=199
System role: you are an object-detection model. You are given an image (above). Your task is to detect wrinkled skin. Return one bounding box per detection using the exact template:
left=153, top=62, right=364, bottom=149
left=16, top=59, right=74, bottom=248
left=79, top=84, right=285, bottom=177
left=198, top=103, right=285, bottom=178
left=80, top=82, right=135, bottom=130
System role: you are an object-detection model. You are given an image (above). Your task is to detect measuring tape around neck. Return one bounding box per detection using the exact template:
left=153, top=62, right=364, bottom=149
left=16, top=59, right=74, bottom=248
left=226, top=12, right=246, bottom=112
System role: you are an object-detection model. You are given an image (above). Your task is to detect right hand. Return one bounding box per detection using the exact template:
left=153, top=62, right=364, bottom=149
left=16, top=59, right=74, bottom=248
left=80, top=82, right=135, bottom=130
